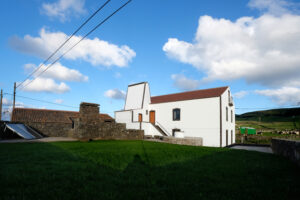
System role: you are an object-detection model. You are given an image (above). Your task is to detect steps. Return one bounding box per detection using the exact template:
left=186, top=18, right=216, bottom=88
left=153, top=124, right=168, bottom=136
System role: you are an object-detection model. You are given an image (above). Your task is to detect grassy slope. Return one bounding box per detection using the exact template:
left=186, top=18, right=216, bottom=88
left=236, top=107, right=300, bottom=130
left=0, top=140, right=299, bottom=200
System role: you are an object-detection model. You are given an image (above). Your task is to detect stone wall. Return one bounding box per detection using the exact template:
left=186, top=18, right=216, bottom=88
left=71, top=102, right=144, bottom=140
left=161, top=136, right=203, bottom=146
left=271, top=138, right=300, bottom=166
left=73, top=103, right=101, bottom=138
left=24, top=122, right=72, bottom=137
left=12, top=102, right=144, bottom=140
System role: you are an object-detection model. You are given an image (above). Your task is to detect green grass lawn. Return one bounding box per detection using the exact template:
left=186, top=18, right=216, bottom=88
left=0, top=140, right=299, bottom=200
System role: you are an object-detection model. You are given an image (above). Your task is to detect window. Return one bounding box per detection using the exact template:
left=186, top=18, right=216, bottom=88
left=146, top=110, right=148, bottom=115
left=231, top=110, right=233, bottom=123
left=226, top=130, right=228, bottom=146
left=173, top=108, right=180, bottom=121
left=226, top=107, right=228, bottom=121
left=70, top=118, right=75, bottom=129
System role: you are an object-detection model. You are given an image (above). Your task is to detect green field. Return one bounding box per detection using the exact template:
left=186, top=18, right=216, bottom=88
left=236, top=120, right=300, bottom=130
left=0, top=140, right=299, bottom=200
left=236, top=107, right=300, bottom=130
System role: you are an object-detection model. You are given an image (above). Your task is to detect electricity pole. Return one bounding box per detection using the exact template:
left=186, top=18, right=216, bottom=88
left=0, top=89, right=3, bottom=121
left=13, top=82, right=16, bottom=110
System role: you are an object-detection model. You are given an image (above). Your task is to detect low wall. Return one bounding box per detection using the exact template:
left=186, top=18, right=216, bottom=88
left=271, top=139, right=300, bottom=166
left=72, top=121, right=144, bottom=140
left=162, top=136, right=203, bottom=146
left=20, top=121, right=144, bottom=140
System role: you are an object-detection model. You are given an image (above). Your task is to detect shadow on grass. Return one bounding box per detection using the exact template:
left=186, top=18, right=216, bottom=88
left=0, top=141, right=299, bottom=200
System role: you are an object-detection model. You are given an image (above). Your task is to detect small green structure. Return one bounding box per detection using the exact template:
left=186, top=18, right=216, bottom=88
left=240, top=127, right=256, bottom=135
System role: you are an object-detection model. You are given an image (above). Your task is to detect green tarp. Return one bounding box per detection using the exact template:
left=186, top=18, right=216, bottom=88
left=240, top=127, right=256, bottom=134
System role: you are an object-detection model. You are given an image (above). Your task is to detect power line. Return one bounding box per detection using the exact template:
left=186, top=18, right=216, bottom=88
left=4, top=93, right=78, bottom=109
left=16, top=0, right=112, bottom=89
left=18, top=0, right=132, bottom=91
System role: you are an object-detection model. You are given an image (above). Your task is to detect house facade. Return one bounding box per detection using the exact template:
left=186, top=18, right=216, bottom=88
left=115, top=82, right=235, bottom=147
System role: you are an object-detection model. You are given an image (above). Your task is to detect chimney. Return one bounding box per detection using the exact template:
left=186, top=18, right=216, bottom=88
left=79, top=102, right=100, bottom=124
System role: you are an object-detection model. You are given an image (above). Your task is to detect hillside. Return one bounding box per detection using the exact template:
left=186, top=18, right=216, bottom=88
left=236, top=107, right=300, bottom=130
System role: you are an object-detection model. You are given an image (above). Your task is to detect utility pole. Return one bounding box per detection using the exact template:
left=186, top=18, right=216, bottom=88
left=13, top=82, right=16, bottom=110
left=0, top=89, right=3, bottom=121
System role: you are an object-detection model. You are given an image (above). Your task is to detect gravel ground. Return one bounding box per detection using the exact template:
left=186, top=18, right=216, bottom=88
left=230, top=145, right=273, bottom=153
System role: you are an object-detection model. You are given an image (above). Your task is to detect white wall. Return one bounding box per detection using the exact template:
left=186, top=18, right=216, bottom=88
left=115, top=110, right=132, bottom=123
left=220, top=88, right=235, bottom=147
left=116, top=82, right=236, bottom=148
left=142, top=122, right=163, bottom=136
left=124, top=83, right=145, bottom=110
left=149, top=97, right=221, bottom=147
left=143, top=83, right=151, bottom=108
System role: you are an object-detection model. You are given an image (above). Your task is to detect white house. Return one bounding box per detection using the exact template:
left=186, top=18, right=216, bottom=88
left=115, top=82, right=235, bottom=147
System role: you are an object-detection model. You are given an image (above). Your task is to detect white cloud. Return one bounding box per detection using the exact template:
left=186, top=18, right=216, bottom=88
left=54, top=99, right=64, bottom=104
left=24, top=62, right=88, bottom=82
left=10, top=28, right=136, bottom=67
left=104, top=89, right=126, bottom=100
left=163, top=10, right=300, bottom=88
left=171, top=74, right=199, bottom=91
left=19, top=78, right=70, bottom=94
left=233, top=91, right=249, bottom=99
left=255, top=87, right=300, bottom=105
left=41, top=0, right=86, bottom=22
left=248, top=0, right=298, bottom=15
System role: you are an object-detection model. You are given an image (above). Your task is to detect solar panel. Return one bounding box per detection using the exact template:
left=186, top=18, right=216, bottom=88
left=5, top=124, right=42, bottom=140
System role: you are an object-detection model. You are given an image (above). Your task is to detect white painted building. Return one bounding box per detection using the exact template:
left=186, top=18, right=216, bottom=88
left=115, top=82, right=235, bottom=147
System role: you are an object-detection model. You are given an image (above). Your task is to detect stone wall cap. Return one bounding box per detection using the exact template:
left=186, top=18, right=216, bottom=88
left=80, top=102, right=100, bottom=107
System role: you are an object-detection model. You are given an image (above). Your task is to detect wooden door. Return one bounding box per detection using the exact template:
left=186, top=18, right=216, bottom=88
left=138, top=114, right=142, bottom=122
left=149, top=111, right=155, bottom=124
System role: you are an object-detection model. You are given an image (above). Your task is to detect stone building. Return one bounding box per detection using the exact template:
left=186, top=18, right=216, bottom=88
left=11, top=102, right=144, bottom=140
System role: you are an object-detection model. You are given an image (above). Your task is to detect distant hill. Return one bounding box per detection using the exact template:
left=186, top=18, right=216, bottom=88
left=236, top=107, right=300, bottom=122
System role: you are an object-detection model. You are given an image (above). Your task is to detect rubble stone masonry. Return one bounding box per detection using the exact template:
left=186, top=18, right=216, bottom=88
left=12, top=102, right=144, bottom=140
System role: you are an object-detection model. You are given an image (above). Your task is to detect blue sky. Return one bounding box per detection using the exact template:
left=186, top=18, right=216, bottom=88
left=1, top=0, right=300, bottom=119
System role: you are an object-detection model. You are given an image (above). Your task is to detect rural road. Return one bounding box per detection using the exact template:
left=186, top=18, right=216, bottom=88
left=230, top=145, right=273, bottom=153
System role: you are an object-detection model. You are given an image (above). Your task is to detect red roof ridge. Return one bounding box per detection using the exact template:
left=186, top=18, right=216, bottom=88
left=151, top=86, right=229, bottom=104
left=151, top=86, right=228, bottom=98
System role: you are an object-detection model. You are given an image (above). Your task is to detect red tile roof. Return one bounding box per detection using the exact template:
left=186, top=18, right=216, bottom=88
left=11, top=108, right=112, bottom=123
left=151, top=86, right=228, bottom=104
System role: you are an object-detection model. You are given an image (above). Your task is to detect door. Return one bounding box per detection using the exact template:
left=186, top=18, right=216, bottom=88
left=138, top=114, right=143, bottom=122
left=149, top=111, right=155, bottom=124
